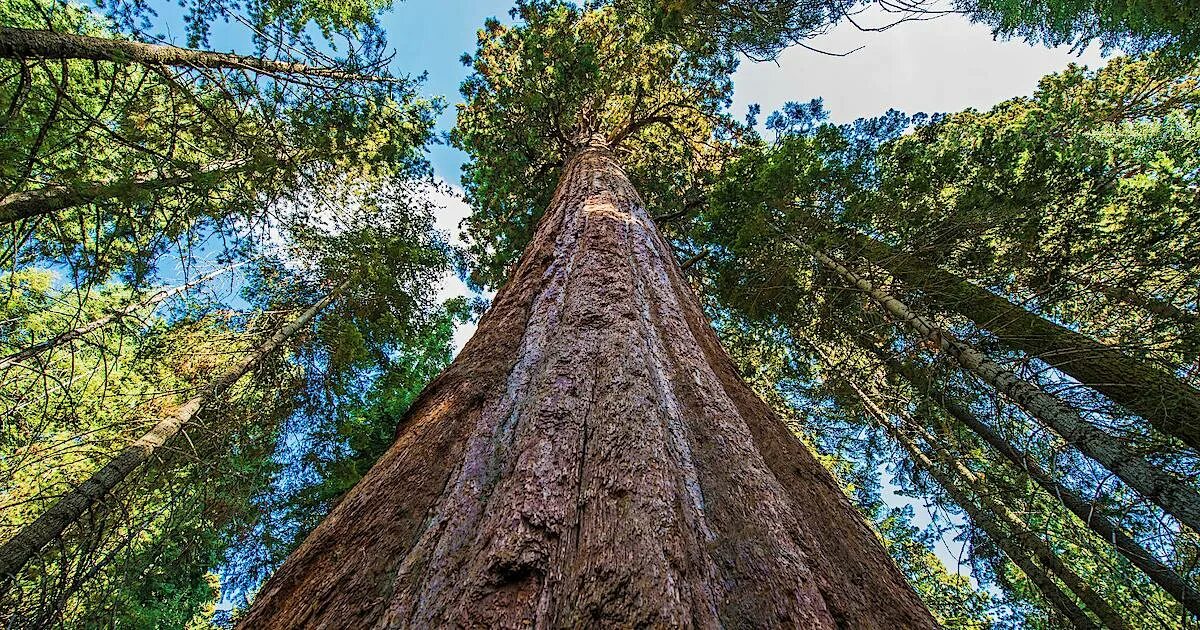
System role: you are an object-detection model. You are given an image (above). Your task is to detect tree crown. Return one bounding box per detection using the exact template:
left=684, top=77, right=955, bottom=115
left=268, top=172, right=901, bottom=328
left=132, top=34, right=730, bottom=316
left=452, top=0, right=741, bottom=289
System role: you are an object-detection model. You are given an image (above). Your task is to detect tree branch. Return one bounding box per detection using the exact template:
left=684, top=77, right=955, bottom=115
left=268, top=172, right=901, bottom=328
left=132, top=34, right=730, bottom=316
left=0, top=27, right=398, bottom=84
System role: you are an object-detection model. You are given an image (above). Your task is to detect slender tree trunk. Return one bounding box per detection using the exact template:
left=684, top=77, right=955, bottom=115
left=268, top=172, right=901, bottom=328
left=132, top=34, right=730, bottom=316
left=909, top=422, right=1125, bottom=628
left=889, top=421, right=1101, bottom=629
left=811, top=341, right=1122, bottom=629
left=678, top=248, right=709, bottom=271
left=844, top=229, right=1200, bottom=450
left=872, top=347, right=1200, bottom=617
left=0, top=263, right=244, bottom=371
left=241, top=141, right=936, bottom=628
left=0, top=27, right=385, bottom=82
left=0, top=162, right=258, bottom=225
left=1066, top=270, right=1198, bottom=329
left=0, top=284, right=343, bottom=583
left=799, top=241, right=1200, bottom=534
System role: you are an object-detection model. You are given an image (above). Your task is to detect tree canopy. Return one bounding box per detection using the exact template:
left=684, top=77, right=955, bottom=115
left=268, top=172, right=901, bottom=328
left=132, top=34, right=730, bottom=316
left=640, top=0, right=1200, bottom=58
left=3, top=0, right=1200, bottom=627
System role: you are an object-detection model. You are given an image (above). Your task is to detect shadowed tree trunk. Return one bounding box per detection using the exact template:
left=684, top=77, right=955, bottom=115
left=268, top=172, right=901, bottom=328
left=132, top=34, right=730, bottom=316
left=843, top=228, right=1200, bottom=450
left=885, top=420, right=1101, bottom=629
left=799, top=240, right=1200, bottom=534
left=0, top=162, right=258, bottom=225
left=1065, top=270, right=1198, bottom=329
left=241, top=140, right=936, bottom=628
left=869, top=347, right=1200, bottom=617
left=810, top=339, right=1121, bottom=629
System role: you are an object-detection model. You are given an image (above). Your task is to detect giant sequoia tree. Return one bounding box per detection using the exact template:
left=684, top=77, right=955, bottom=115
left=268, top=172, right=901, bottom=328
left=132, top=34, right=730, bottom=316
left=243, top=2, right=934, bottom=626
left=8, top=0, right=1199, bottom=626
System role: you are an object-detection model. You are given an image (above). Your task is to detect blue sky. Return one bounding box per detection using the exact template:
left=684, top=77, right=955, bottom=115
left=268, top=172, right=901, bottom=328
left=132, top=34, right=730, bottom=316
left=376, top=0, right=513, bottom=178
left=149, top=0, right=1107, bottom=357
left=376, top=1, right=1105, bottom=182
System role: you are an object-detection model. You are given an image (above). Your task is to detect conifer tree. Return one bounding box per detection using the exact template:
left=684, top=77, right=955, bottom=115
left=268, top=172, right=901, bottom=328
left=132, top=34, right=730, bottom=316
left=686, top=53, right=1200, bottom=625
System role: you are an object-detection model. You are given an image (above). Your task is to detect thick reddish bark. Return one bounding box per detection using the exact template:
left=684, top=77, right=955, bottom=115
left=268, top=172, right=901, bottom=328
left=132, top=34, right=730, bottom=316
left=241, top=143, right=935, bottom=628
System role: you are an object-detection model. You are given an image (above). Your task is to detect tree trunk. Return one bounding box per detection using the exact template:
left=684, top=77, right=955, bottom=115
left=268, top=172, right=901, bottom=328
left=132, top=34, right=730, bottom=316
left=907, top=422, right=1124, bottom=629
left=845, top=229, right=1200, bottom=450
left=0, top=27, right=385, bottom=83
left=0, top=284, right=343, bottom=584
left=0, top=162, right=258, bottom=225
left=1065, top=270, right=1198, bottom=329
left=888, top=421, right=1101, bottom=629
left=800, top=241, right=1200, bottom=534
left=241, top=142, right=936, bottom=628
left=0, top=263, right=244, bottom=372
left=810, top=340, right=1120, bottom=629
left=872, top=347, right=1200, bottom=617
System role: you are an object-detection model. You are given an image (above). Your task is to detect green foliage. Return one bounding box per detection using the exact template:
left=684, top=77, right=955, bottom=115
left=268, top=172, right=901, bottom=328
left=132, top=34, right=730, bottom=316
left=628, top=0, right=860, bottom=59
left=452, top=0, right=740, bottom=289
left=216, top=297, right=464, bottom=604
left=95, top=0, right=396, bottom=49
left=0, top=180, right=455, bottom=623
left=1, top=0, right=439, bottom=288
left=283, top=299, right=463, bottom=531
left=0, top=1, right=452, bottom=625
left=860, top=52, right=1200, bottom=366
left=180, top=181, right=461, bottom=605
left=641, top=0, right=1199, bottom=59
left=715, top=316, right=1001, bottom=627
left=0, top=273, right=300, bottom=626
left=683, top=51, right=1200, bottom=626
left=957, top=0, right=1200, bottom=54
left=875, top=506, right=994, bottom=629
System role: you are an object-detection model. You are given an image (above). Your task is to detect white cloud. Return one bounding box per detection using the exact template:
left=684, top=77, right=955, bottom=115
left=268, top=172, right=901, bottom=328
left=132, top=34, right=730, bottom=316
left=423, top=179, right=485, bottom=354
left=732, top=7, right=1108, bottom=125
left=424, top=179, right=474, bottom=249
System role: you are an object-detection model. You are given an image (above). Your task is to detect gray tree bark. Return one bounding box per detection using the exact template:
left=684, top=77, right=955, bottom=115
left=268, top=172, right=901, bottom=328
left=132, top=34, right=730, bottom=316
left=872, top=347, right=1200, bottom=617
left=0, top=27, right=386, bottom=83
left=0, top=162, right=258, bottom=225
left=844, top=229, right=1200, bottom=450
left=799, top=240, right=1200, bottom=534
left=811, top=340, right=1121, bottom=629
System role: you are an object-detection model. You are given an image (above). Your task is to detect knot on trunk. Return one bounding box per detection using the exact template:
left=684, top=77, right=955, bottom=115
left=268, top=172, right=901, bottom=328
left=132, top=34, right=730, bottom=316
left=485, top=547, right=547, bottom=587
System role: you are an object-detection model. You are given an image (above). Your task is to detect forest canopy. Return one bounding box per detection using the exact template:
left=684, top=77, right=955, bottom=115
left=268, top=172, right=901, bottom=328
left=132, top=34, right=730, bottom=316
left=1, top=0, right=1198, bottom=628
